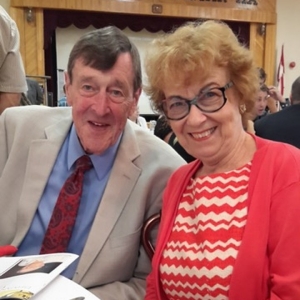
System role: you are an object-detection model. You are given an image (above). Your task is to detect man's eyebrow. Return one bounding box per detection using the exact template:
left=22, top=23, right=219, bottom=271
left=78, top=75, right=96, bottom=82
left=112, top=79, right=126, bottom=89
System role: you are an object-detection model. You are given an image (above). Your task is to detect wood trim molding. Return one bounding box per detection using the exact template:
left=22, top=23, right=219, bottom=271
left=249, top=22, right=277, bottom=84
left=263, top=23, right=277, bottom=85
left=11, top=0, right=276, bottom=23
left=10, top=0, right=277, bottom=90
left=10, top=7, right=44, bottom=77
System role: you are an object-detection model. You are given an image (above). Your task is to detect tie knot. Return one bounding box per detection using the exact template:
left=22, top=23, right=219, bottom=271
left=75, top=155, right=93, bottom=173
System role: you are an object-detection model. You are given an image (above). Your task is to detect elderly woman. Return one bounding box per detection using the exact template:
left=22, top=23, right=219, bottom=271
left=144, top=20, right=300, bottom=300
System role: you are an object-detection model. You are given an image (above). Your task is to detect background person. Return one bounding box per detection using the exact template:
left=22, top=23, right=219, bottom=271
left=0, top=26, right=185, bottom=300
left=20, top=92, right=32, bottom=106
left=58, top=84, right=68, bottom=106
left=154, top=115, right=173, bottom=142
left=128, top=106, right=149, bottom=130
left=26, top=78, right=44, bottom=105
left=258, top=67, right=287, bottom=112
left=244, top=83, right=269, bottom=134
left=154, top=115, right=195, bottom=162
left=252, top=84, right=269, bottom=121
left=0, top=5, right=27, bottom=114
left=255, top=75, right=300, bottom=148
left=144, top=19, right=300, bottom=300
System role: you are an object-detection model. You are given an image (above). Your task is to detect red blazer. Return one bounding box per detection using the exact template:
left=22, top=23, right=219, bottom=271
left=145, top=135, right=300, bottom=300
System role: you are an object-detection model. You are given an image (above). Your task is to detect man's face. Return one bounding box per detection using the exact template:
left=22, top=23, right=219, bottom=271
left=65, top=54, right=140, bottom=155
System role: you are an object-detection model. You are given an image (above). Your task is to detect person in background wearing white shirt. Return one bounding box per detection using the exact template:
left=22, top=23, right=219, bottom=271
left=0, top=5, right=27, bottom=114
left=128, top=105, right=149, bottom=130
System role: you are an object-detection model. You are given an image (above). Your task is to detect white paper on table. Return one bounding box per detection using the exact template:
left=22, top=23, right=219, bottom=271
left=0, top=253, right=78, bottom=299
left=32, top=275, right=100, bottom=300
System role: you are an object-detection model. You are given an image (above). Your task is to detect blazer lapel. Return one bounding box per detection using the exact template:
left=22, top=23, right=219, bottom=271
left=12, top=117, right=73, bottom=246
left=75, top=122, right=142, bottom=282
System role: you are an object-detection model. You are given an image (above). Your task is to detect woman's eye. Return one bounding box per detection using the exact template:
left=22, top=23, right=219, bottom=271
left=169, top=100, right=185, bottom=109
left=204, top=91, right=218, bottom=98
left=200, top=89, right=223, bottom=103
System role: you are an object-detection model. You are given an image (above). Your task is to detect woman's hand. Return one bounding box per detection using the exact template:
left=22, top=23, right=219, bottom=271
left=267, top=86, right=285, bottom=103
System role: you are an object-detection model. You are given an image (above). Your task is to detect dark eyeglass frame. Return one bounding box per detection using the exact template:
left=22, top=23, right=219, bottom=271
left=162, top=81, right=233, bottom=121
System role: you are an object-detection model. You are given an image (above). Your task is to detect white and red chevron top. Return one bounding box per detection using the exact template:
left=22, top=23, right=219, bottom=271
left=160, top=162, right=251, bottom=300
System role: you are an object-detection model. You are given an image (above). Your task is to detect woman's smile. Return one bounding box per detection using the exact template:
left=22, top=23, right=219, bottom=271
left=190, top=127, right=216, bottom=140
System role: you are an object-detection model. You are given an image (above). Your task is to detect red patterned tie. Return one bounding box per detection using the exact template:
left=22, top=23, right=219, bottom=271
left=40, top=155, right=93, bottom=254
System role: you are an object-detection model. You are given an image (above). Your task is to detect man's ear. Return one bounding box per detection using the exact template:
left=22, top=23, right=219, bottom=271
left=290, top=93, right=294, bottom=105
left=128, top=103, right=137, bottom=119
left=128, top=88, right=142, bottom=118
left=133, top=87, right=142, bottom=105
left=64, top=72, right=72, bottom=106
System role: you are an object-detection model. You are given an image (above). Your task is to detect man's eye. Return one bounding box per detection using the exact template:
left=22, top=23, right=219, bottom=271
left=109, top=89, right=124, bottom=98
left=79, top=84, right=98, bottom=97
left=82, top=85, right=93, bottom=91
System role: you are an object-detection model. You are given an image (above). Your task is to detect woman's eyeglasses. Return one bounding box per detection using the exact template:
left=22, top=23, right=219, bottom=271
left=162, top=82, right=233, bottom=121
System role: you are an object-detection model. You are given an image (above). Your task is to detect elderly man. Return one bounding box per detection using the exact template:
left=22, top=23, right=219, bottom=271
left=0, top=26, right=185, bottom=299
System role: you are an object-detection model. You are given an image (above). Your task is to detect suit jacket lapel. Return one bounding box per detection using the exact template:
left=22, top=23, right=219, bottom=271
left=75, top=122, right=141, bottom=282
left=12, top=117, right=73, bottom=246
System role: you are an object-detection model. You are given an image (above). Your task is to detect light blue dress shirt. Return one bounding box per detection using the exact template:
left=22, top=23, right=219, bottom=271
left=17, top=124, right=121, bottom=278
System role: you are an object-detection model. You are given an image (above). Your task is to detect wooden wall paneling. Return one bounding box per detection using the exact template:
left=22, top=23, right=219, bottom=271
left=10, top=7, right=44, bottom=78
left=249, top=23, right=265, bottom=69
left=248, top=22, right=277, bottom=85
left=10, top=0, right=277, bottom=89
left=264, top=23, right=277, bottom=85
left=11, top=0, right=276, bottom=23
left=9, top=7, right=26, bottom=69
left=34, top=9, right=45, bottom=77
left=23, top=8, right=44, bottom=77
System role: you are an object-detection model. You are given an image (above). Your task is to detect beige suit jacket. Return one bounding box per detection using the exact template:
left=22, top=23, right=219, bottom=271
left=0, top=105, right=186, bottom=299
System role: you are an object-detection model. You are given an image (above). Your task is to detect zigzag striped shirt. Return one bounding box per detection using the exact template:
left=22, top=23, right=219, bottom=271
left=160, top=162, right=251, bottom=300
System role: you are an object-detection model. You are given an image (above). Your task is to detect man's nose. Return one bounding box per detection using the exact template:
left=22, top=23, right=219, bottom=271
left=92, top=92, right=110, bottom=114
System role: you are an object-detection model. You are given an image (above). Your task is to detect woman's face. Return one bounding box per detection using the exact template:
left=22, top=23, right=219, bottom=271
left=163, top=66, right=245, bottom=162
left=254, top=90, right=268, bottom=117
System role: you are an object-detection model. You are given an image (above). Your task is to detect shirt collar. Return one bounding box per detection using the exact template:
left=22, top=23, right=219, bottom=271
left=67, top=124, right=122, bottom=180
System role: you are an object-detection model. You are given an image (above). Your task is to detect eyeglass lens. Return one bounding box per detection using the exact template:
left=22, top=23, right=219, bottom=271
left=163, top=87, right=226, bottom=120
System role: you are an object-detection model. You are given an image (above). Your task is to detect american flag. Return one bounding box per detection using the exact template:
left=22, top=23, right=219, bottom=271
left=277, top=44, right=285, bottom=96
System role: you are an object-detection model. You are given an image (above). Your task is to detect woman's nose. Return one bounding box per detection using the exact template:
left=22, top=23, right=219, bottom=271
left=186, top=104, right=207, bottom=124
